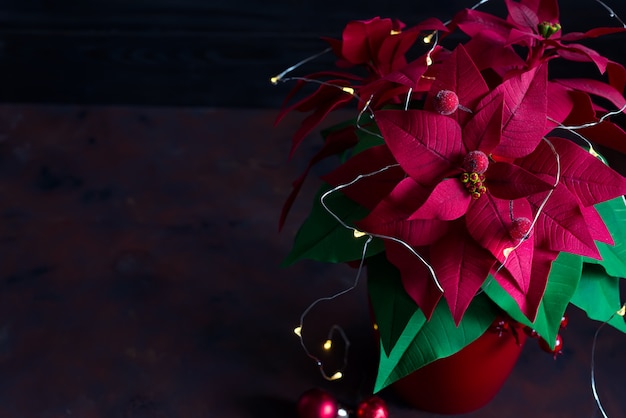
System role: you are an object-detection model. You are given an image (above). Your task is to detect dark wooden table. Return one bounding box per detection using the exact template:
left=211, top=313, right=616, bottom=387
left=0, top=105, right=623, bottom=417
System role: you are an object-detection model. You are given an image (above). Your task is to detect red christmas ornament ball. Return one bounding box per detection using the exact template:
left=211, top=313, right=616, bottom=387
left=433, top=89, right=460, bottom=115
left=356, top=396, right=389, bottom=418
left=297, top=388, right=338, bottom=418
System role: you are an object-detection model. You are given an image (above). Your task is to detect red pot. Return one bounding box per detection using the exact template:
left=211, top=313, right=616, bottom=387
left=391, top=319, right=526, bottom=414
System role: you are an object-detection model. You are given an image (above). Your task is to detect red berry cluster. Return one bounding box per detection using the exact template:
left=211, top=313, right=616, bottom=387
left=460, top=171, right=487, bottom=199
left=523, top=314, right=568, bottom=359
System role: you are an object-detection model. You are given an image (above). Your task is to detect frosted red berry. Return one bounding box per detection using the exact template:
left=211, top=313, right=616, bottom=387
left=509, top=217, right=532, bottom=240
left=433, top=89, right=459, bottom=115
left=462, top=150, right=489, bottom=174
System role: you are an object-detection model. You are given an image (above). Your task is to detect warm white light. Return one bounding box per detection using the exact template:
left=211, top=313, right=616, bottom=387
left=329, top=371, right=343, bottom=381
left=423, top=32, right=435, bottom=43
left=353, top=229, right=366, bottom=238
left=293, top=326, right=302, bottom=337
left=323, top=339, right=332, bottom=350
left=270, top=76, right=280, bottom=85
left=618, top=305, right=626, bottom=317
left=341, top=87, right=355, bottom=95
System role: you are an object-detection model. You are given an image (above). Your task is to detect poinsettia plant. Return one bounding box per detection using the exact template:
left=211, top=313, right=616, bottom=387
left=275, top=0, right=626, bottom=392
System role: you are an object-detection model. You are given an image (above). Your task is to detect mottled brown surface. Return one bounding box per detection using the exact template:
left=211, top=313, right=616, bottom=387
left=0, top=105, right=623, bottom=417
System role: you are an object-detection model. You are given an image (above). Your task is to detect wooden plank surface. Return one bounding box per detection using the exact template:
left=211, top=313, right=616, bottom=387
left=0, top=104, right=623, bottom=417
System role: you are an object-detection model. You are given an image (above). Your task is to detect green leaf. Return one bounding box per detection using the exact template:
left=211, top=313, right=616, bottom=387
left=282, top=183, right=384, bottom=266
left=483, top=252, right=582, bottom=349
left=368, top=254, right=422, bottom=356
left=373, top=294, right=498, bottom=392
left=583, top=197, right=626, bottom=277
left=571, top=264, right=626, bottom=333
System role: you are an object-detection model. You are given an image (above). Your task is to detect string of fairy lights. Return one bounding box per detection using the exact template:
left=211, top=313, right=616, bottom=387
left=271, top=1, right=626, bottom=416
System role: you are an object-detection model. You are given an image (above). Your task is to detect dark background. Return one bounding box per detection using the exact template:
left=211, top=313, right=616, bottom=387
left=0, top=1, right=625, bottom=417
left=1, top=0, right=625, bottom=107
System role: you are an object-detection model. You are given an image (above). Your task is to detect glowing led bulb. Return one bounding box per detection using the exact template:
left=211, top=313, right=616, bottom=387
left=329, top=372, right=343, bottom=381
left=323, top=339, right=332, bottom=350
left=341, top=86, right=355, bottom=95
left=293, top=326, right=302, bottom=337
left=270, top=76, right=280, bottom=85
left=618, top=305, right=626, bottom=317
left=423, top=32, right=435, bottom=43
left=353, top=230, right=366, bottom=238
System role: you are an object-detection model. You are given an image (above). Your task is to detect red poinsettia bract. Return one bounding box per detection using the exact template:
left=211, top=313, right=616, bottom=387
left=325, top=44, right=626, bottom=324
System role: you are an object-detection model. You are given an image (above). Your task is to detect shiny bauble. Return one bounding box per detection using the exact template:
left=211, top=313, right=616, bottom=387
left=296, top=388, right=338, bottom=418
left=356, top=396, right=389, bottom=418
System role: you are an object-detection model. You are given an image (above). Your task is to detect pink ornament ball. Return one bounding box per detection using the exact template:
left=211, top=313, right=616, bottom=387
left=356, top=396, right=389, bottom=418
left=297, top=388, right=338, bottom=418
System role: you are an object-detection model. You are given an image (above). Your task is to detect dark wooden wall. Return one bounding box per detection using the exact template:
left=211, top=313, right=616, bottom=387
left=0, top=0, right=624, bottom=107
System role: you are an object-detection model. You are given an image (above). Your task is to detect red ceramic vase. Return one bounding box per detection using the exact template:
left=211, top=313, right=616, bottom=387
left=391, top=319, right=526, bottom=414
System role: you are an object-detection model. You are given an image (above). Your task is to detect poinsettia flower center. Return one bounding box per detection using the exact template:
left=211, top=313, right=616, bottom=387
left=460, top=171, right=487, bottom=199
left=537, top=21, right=561, bottom=39
left=460, top=150, right=489, bottom=199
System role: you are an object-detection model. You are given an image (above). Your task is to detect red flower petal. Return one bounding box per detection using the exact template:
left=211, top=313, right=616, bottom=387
left=519, top=137, right=626, bottom=207
left=357, top=178, right=450, bottom=247
left=385, top=241, right=442, bottom=320
left=528, top=183, right=601, bottom=258
left=321, top=144, right=403, bottom=210
left=580, top=204, right=613, bottom=245
left=462, top=95, right=503, bottom=153
left=486, top=162, right=554, bottom=200
left=375, top=109, right=464, bottom=184
left=455, top=8, right=513, bottom=40
left=490, top=247, right=557, bottom=321
left=426, top=44, right=490, bottom=126
left=431, top=223, right=495, bottom=324
left=466, top=195, right=534, bottom=286
left=341, top=17, right=393, bottom=65
left=505, top=0, right=539, bottom=30
left=523, top=0, right=559, bottom=23
left=479, top=65, right=548, bottom=158
left=556, top=78, right=626, bottom=111
left=408, top=178, right=471, bottom=221
left=544, top=81, right=574, bottom=131
left=554, top=42, right=609, bottom=74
